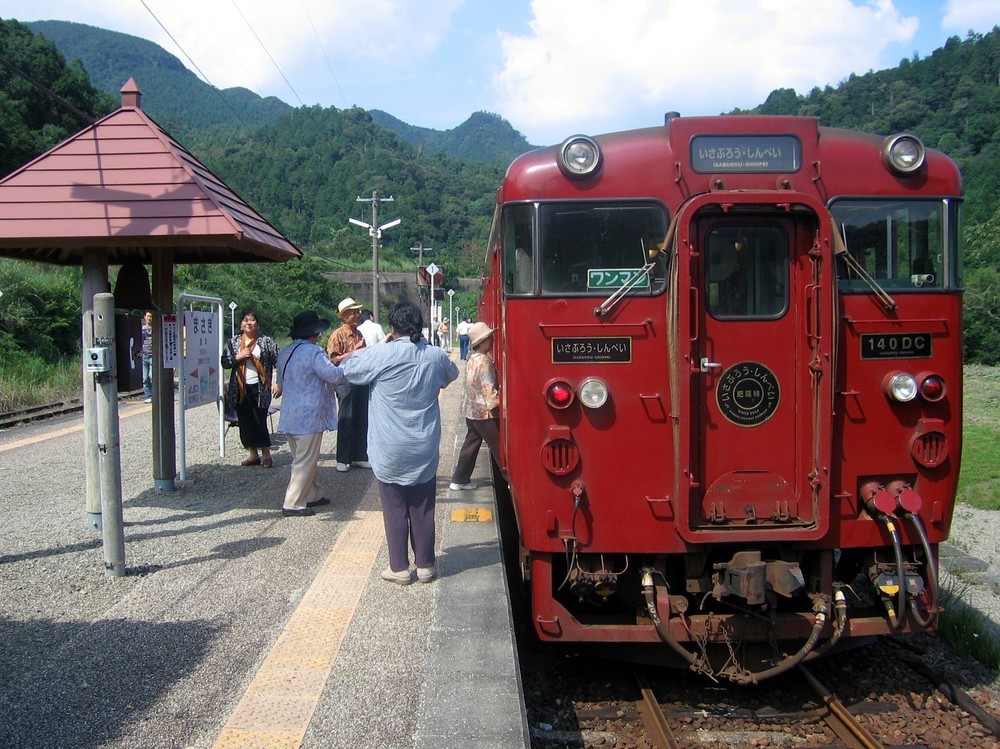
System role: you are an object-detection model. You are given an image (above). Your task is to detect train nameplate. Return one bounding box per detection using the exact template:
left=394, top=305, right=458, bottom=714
left=691, top=134, right=801, bottom=173
left=716, top=361, right=780, bottom=427
left=552, top=337, right=632, bottom=364
left=860, top=333, right=932, bottom=359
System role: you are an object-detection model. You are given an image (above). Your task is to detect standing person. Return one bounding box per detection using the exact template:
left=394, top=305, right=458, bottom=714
left=341, top=301, right=459, bottom=584
left=274, top=310, right=346, bottom=517
left=457, top=316, right=472, bottom=360
left=222, top=307, right=278, bottom=468
left=437, top=318, right=450, bottom=351
left=358, top=309, right=386, bottom=348
left=450, top=322, right=506, bottom=490
left=140, top=310, right=154, bottom=403
left=326, top=298, right=370, bottom=472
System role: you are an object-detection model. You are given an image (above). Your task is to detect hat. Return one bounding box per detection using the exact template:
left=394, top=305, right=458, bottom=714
left=469, top=322, right=495, bottom=348
left=289, top=310, right=330, bottom=339
left=337, top=298, right=363, bottom=318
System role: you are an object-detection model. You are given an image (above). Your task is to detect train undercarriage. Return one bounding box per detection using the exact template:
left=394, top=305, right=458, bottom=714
left=521, top=544, right=939, bottom=684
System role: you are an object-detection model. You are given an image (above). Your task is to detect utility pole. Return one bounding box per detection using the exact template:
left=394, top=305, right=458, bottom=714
left=350, top=191, right=400, bottom=323
left=410, top=242, right=433, bottom=266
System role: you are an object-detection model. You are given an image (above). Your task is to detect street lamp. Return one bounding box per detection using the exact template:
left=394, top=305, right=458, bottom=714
left=447, top=289, right=455, bottom=351
left=349, top=195, right=401, bottom=324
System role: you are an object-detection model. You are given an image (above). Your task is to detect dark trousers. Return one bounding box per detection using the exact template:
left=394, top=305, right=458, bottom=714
left=458, top=334, right=470, bottom=360
left=334, top=382, right=369, bottom=463
left=377, top=478, right=436, bottom=572
left=451, top=418, right=502, bottom=485
left=236, top=383, right=271, bottom=449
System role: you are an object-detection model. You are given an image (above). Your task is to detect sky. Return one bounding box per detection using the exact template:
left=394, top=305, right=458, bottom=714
left=4, top=0, right=999, bottom=146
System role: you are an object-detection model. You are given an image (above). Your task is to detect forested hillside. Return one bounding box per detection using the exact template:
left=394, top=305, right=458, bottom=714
left=1, top=19, right=998, bottom=377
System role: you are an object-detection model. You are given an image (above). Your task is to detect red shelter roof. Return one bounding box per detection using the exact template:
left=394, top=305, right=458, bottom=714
left=0, top=78, right=301, bottom=265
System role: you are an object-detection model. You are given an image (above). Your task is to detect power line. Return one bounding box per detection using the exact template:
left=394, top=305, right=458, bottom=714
left=230, top=0, right=305, bottom=107
left=0, top=54, right=95, bottom=124
left=138, top=0, right=252, bottom=129
left=300, top=0, right=348, bottom=109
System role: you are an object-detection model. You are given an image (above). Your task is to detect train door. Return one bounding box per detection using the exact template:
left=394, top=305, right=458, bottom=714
left=677, top=199, right=833, bottom=541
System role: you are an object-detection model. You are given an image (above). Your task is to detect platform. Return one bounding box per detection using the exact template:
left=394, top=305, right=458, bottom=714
left=0, top=356, right=529, bottom=749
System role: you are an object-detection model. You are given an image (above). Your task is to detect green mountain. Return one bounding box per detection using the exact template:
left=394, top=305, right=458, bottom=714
left=25, top=20, right=291, bottom=138
left=370, top=109, right=535, bottom=163
left=25, top=20, right=533, bottom=163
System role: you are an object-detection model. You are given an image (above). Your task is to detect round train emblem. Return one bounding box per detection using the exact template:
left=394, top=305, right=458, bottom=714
left=716, top=361, right=780, bottom=426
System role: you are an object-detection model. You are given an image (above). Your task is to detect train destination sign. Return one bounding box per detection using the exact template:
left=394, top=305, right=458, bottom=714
left=690, top=135, right=801, bottom=173
left=860, top=332, right=932, bottom=359
left=552, top=337, right=631, bottom=363
left=588, top=268, right=650, bottom=290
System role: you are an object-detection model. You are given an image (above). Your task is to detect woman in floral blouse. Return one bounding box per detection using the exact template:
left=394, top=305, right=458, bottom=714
left=449, top=322, right=506, bottom=490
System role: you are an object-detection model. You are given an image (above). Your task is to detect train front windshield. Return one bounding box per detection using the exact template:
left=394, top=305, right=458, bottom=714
left=503, top=201, right=669, bottom=296
left=830, top=199, right=962, bottom=290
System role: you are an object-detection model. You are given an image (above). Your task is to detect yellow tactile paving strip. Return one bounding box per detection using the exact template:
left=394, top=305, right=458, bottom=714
left=212, top=504, right=385, bottom=749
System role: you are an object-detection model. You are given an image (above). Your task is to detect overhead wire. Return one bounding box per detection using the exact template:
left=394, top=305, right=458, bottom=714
left=137, top=0, right=253, bottom=130
left=0, top=54, right=95, bottom=124
left=300, top=0, right=348, bottom=109
left=230, top=0, right=305, bottom=106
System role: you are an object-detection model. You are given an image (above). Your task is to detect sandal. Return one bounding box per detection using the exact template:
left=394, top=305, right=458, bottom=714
left=261, top=457, right=273, bottom=468
left=240, top=457, right=261, bottom=467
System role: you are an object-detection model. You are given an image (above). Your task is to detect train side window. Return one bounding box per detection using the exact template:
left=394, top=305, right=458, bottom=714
left=503, top=204, right=535, bottom=295
left=830, top=199, right=947, bottom=290
left=706, top=225, right=788, bottom=319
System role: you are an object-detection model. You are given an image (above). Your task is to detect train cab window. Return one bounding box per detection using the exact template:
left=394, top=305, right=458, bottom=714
left=706, top=225, right=788, bottom=319
left=537, top=201, right=668, bottom=295
left=503, top=203, right=535, bottom=294
left=830, top=200, right=952, bottom=290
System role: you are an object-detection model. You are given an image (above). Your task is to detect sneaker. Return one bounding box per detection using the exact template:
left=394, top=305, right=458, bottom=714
left=417, top=566, right=436, bottom=583
left=144, top=397, right=152, bottom=403
left=353, top=460, right=372, bottom=468
left=449, top=482, right=477, bottom=491
left=336, top=462, right=350, bottom=472
left=380, top=567, right=413, bottom=585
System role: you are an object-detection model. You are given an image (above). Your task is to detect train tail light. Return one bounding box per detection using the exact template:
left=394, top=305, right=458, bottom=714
left=883, top=372, right=918, bottom=402
left=917, top=372, right=946, bottom=402
left=545, top=379, right=575, bottom=409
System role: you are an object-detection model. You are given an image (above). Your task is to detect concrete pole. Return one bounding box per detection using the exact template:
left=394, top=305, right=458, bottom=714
left=82, top=251, right=107, bottom=531
left=152, top=251, right=176, bottom=491
left=371, top=190, right=380, bottom=323
left=93, top=293, right=125, bottom=577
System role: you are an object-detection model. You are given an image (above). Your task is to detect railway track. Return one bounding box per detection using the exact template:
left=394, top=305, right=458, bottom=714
left=0, top=391, right=146, bottom=429
left=525, top=631, right=1000, bottom=748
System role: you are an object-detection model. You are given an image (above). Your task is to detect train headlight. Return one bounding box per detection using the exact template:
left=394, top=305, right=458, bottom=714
left=917, top=372, right=946, bottom=402
left=578, top=377, right=609, bottom=409
left=545, top=379, right=575, bottom=409
left=558, top=135, right=602, bottom=178
left=882, top=134, right=925, bottom=175
left=884, top=372, right=918, bottom=403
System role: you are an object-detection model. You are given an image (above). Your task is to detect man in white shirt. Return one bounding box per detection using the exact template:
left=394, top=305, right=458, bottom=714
left=358, top=309, right=386, bottom=348
left=456, top=316, right=473, bottom=360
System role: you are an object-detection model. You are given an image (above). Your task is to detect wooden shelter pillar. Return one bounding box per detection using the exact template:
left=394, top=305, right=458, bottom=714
left=82, top=250, right=107, bottom=529
left=152, top=251, right=176, bottom=491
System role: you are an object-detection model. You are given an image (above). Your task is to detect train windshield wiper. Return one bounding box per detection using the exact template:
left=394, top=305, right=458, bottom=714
left=834, top=224, right=897, bottom=312
left=594, top=241, right=657, bottom=317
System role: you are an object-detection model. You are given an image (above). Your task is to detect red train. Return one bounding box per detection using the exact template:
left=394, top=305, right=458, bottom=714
left=479, top=114, right=963, bottom=683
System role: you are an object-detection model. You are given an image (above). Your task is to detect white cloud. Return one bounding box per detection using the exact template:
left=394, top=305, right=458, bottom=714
left=495, top=0, right=919, bottom=140
left=942, top=0, right=1000, bottom=33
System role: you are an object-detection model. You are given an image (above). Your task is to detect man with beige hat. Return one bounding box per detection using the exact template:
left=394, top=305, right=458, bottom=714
left=327, top=298, right=370, bottom=472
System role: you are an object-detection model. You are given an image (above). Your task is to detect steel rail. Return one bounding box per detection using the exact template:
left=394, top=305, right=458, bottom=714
left=633, top=668, right=681, bottom=749
left=799, top=665, right=885, bottom=749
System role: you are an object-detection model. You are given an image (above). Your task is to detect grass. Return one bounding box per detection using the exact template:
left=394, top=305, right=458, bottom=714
left=958, top=364, right=1000, bottom=510
left=936, top=578, right=1000, bottom=672
left=0, top=356, right=81, bottom=413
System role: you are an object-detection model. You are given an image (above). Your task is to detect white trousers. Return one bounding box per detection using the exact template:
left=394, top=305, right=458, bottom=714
left=283, top=432, right=324, bottom=510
